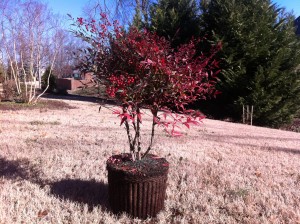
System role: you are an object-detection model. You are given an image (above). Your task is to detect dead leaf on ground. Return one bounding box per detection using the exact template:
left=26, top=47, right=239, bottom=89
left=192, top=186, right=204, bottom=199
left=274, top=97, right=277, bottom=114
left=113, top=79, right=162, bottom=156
left=37, top=210, right=48, bottom=218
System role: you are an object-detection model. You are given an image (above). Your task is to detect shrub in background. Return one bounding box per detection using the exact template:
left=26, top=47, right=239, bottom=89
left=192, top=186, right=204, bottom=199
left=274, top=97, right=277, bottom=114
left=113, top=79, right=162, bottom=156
left=150, top=0, right=200, bottom=48
left=41, top=66, right=56, bottom=93
left=200, top=0, right=300, bottom=127
left=2, top=80, right=16, bottom=101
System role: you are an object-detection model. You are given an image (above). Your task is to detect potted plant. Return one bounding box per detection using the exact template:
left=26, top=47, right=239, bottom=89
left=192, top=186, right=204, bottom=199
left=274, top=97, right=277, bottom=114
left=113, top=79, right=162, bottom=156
left=72, top=13, right=221, bottom=219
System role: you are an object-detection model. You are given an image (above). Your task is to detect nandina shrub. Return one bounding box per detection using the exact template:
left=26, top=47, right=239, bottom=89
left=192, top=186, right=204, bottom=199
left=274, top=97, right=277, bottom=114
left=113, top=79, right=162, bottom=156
left=73, top=13, right=221, bottom=161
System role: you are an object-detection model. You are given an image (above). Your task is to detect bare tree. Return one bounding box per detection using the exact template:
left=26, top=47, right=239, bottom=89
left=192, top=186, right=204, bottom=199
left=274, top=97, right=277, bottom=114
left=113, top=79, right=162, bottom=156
left=0, top=0, right=61, bottom=103
left=82, top=0, right=154, bottom=26
left=52, top=29, right=86, bottom=78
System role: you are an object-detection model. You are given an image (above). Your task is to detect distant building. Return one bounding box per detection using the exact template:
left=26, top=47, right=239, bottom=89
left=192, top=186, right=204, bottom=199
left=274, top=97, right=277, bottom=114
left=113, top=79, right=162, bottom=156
left=295, top=16, right=300, bottom=36
left=56, top=72, right=96, bottom=92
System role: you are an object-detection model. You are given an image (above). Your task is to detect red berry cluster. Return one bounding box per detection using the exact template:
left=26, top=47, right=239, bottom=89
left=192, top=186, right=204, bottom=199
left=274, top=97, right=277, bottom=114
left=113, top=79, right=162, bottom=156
left=106, top=86, right=117, bottom=98
left=108, top=75, right=135, bottom=87
left=106, top=74, right=136, bottom=98
left=126, top=76, right=135, bottom=84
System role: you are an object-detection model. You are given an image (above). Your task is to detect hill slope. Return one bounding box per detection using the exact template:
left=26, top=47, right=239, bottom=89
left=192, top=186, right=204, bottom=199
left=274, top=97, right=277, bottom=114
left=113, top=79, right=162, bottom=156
left=0, top=99, right=299, bottom=223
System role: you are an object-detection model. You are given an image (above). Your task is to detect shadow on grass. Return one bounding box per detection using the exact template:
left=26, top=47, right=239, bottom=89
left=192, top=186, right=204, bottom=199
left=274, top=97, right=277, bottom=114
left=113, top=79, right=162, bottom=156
left=0, top=157, right=45, bottom=185
left=50, top=179, right=109, bottom=211
left=41, top=93, right=117, bottom=106
left=0, top=157, right=109, bottom=210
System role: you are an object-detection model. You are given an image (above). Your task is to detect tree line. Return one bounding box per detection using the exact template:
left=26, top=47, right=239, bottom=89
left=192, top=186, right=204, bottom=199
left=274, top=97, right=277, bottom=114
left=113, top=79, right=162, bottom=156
left=1, top=0, right=299, bottom=128
left=107, top=0, right=300, bottom=128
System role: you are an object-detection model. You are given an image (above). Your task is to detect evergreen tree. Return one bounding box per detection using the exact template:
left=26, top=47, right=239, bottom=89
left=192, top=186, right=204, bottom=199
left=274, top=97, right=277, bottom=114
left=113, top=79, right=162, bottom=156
left=200, top=0, right=300, bottom=127
left=132, top=4, right=144, bottom=29
left=122, top=0, right=152, bottom=29
left=150, top=0, right=200, bottom=47
left=41, top=66, right=56, bottom=93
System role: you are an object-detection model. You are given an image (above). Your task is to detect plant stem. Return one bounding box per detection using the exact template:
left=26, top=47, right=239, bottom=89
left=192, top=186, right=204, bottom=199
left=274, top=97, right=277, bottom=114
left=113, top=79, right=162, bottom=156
left=142, top=116, right=156, bottom=159
left=136, top=107, right=141, bottom=160
left=124, top=120, right=133, bottom=147
left=132, top=114, right=137, bottom=152
left=125, top=119, right=136, bottom=161
left=123, top=106, right=134, bottom=158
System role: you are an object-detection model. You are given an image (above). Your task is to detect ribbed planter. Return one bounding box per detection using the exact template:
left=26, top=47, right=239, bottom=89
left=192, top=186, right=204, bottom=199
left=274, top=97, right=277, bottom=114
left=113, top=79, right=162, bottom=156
left=107, top=153, right=169, bottom=219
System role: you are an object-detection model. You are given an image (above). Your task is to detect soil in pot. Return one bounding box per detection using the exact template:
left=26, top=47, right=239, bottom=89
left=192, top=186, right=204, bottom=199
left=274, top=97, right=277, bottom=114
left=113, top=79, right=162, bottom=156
left=106, top=153, right=169, bottom=219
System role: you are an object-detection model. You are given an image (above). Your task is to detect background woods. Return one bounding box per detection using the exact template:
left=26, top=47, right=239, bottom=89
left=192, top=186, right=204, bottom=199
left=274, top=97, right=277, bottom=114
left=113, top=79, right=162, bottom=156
left=0, top=0, right=299, bottom=127
left=0, top=0, right=84, bottom=103
left=77, top=0, right=300, bottom=129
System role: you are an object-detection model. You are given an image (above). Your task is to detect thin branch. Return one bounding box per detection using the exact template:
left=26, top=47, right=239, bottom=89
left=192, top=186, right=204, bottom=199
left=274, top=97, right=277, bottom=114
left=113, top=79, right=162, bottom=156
left=122, top=106, right=135, bottom=158
left=34, top=49, right=58, bottom=103
left=142, top=116, right=155, bottom=159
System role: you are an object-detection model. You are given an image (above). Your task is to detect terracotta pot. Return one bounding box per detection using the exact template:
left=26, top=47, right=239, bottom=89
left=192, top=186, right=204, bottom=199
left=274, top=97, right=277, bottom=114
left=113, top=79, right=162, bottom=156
left=106, top=153, right=169, bottom=219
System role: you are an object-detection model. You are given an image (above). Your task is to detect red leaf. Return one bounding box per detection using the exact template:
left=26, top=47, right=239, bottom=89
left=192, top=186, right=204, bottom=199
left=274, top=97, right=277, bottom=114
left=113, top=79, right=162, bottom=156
left=215, top=90, right=222, bottom=95
left=183, top=122, right=190, bottom=129
left=120, top=117, right=126, bottom=126
left=171, top=130, right=183, bottom=137
left=112, top=109, right=121, bottom=115
left=162, top=122, right=169, bottom=128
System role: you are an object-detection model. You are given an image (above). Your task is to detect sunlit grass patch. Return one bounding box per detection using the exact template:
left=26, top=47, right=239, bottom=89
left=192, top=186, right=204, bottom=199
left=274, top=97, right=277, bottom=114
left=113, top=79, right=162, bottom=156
left=0, top=99, right=299, bottom=223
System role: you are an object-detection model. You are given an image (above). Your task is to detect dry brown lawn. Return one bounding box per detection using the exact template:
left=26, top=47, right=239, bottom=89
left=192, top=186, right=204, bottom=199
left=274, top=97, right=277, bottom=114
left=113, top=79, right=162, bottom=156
left=0, top=98, right=300, bottom=223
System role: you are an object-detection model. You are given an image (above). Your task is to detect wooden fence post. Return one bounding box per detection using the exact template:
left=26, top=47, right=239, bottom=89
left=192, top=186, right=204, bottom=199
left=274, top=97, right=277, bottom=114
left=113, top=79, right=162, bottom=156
left=242, top=105, right=245, bottom=124
left=242, top=104, right=254, bottom=125
left=250, top=105, right=253, bottom=126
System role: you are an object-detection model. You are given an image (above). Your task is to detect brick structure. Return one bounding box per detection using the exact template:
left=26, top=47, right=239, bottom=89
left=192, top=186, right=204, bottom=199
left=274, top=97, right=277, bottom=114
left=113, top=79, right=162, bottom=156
left=56, top=72, right=95, bottom=92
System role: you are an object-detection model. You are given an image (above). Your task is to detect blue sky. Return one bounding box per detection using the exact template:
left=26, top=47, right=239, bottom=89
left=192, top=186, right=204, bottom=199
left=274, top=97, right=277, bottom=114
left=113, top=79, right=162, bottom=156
left=46, top=0, right=85, bottom=18
left=274, top=0, right=300, bottom=17
left=46, top=0, right=300, bottom=20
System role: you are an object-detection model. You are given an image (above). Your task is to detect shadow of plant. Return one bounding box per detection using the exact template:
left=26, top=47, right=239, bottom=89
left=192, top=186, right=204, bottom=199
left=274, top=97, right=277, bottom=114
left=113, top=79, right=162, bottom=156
left=0, top=157, right=109, bottom=211
left=42, top=93, right=117, bottom=105
left=50, top=179, right=109, bottom=211
left=0, top=157, right=44, bottom=185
